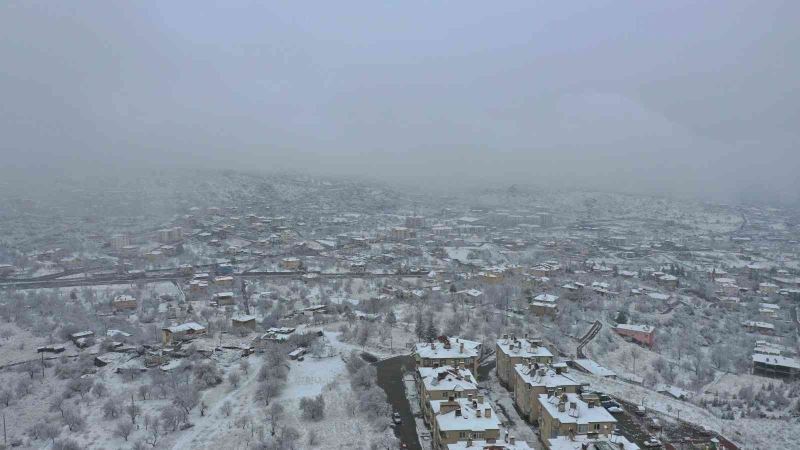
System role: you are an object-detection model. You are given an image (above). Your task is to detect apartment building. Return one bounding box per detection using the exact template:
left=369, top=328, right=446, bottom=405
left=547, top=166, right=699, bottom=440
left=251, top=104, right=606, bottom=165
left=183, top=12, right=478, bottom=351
left=513, top=364, right=581, bottom=422
left=496, top=336, right=553, bottom=389
left=431, top=396, right=500, bottom=450
left=417, top=366, right=479, bottom=425
left=414, top=336, right=482, bottom=373
left=537, top=393, right=617, bottom=448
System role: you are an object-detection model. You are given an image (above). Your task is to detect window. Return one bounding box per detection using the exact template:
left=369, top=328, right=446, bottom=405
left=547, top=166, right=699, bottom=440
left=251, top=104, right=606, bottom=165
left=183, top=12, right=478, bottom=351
left=592, top=423, right=601, bottom=431
left=578, top=424, right=588, bottom=433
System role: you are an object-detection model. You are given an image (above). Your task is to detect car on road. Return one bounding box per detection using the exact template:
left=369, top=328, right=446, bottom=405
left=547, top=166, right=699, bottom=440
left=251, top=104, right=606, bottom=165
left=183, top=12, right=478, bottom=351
left=642, top=437, right=662, bottom=448
left=392, top=412, right=402, bottom=424
left=606, top=405, right=624, bottom=414
left=635, top=405, right=647, bottom=416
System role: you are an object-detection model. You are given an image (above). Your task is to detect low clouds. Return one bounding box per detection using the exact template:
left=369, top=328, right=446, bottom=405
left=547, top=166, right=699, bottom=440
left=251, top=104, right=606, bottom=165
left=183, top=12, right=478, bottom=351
left=1, top=1, right=797, bottom=203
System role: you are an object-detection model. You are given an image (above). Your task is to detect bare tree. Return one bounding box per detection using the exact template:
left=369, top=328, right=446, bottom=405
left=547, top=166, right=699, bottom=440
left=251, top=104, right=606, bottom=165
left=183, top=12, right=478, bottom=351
left=103, top=398, right=120, bottom=419
left=63, top=405, right=86, bottom=431
left=228, top=371, right=241, bottom=388
left=265, top=402, right=284, bottom=436
left=145, top=417, right=160, bottom=447
left=41, top=422, right=61, bottom=445
left=221, top=400, right=233, bottom=417
left=299, top=394, right=325, bottom=421
left=0, top=389, right=14, bottom=407
left=126, top=402, right=142, bottom=424
left=255, top=379, right=283, bottom=406
left=172, top=385, right=200, bottom=415
left=115, top=421, right=134, bottom=441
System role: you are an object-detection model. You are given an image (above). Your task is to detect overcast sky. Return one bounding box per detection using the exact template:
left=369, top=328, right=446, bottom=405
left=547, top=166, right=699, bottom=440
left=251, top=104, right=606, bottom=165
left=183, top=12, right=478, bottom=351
left=1, top=1, right=798, bottom=202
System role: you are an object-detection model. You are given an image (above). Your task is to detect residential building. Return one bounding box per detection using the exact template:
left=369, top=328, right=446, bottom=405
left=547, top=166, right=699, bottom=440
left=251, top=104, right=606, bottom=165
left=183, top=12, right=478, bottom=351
left=447, top=434, right=533, bottom=450
left=232, top=314, right=257, bottom=331
left=612, top=324, right=655, bottom=348
left=414, top=336, right=482, bottom=373
left=112, top=294, right=137, bottom=312
left=537, top=393, right=616, bottom=447
left=547, top=434, right=639, bottom=450
left=431, top=396, right=500, bottom=450
left=213, top=292, right=235, bottom=306
left=496, top=336, right=554, bottom=389
left=417, top=366, right=479, bottom=425
left=161, top=322, right=207, bottom=345
left=513, top=364, right=580, bottom=422
left=752, top=354, right=800, bottom=379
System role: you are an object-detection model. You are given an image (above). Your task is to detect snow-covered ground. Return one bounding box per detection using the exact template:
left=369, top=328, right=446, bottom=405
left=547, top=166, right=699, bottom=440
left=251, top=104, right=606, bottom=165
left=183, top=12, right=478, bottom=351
left=571, top=371, right=800, bottom=449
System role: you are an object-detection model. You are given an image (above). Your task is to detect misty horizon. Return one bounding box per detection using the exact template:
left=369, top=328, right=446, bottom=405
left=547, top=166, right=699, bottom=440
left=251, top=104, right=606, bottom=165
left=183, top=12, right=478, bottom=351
left=2, top=1, right=799, bottom=203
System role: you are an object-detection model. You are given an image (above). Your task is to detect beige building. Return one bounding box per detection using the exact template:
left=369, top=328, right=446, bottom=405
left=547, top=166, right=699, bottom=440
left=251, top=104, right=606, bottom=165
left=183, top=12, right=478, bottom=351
left=280, top=257, right=302, bottom=270
left=537, top=393, right=616, bottom=447
left=512, top=364, right=580, bottom=422
left=162, top=322, right=207, bottom=345
left=495, top=336, right=553, bottom=389
left=431, top=396, right=500, bottom=450
left=112, top=294, right=137, bottom=312
left=417, top=366, right=479, bottom=425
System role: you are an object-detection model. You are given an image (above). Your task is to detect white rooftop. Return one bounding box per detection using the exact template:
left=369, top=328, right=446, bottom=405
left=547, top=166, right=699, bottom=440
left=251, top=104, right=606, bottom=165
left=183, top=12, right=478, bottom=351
left=418, top=366, right=478, bottom=393
left=614, top=324, right=653, bottom=334
left=514, top=364, right=580, bottom=389
left=548, top=434, right=639, bottom=450
left=497, top=338, right=553, bottom=359
left=415, top=337, right=481, bottom=360
left=753, top=354, right=800, bottom=370
left=433, top=397, right=501, bottom=432
left=448, top=435, right=533, bottom=450
left=538, top=393, right=616, bottom=425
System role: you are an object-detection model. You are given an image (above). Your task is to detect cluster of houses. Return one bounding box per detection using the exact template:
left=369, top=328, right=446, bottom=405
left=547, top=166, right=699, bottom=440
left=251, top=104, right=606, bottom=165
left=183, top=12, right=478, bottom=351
left=411, top=335, right=640, bottom=450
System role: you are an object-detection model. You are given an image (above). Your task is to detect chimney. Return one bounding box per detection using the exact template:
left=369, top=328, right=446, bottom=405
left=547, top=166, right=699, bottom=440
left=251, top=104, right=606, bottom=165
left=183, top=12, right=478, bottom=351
left=476, top=409, right=481, bottom=418
left=460, top=342, right=464, bottom=353
left=588, top=400, right=595, bottom=408
left=510, top=436, right=516, bottom=445
left=455, top=408, right=462, bottom=417
left=484, top=408, right=491, bottom=418
left=477, top=395, right=484, bottom=404
left=467, top=393, right=473, bottom=402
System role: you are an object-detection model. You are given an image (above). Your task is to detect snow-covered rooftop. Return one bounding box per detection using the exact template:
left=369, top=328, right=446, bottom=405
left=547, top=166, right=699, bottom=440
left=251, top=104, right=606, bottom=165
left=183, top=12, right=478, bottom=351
left=514, top=364, right=580, bottom=389
left=433, top=397, right=501, bottom=432
left=415, top=337, right=481, bottom=359
left=497, top=338, right=553, bottom=359
left=548, top=434, right=639, bottom=450
left=418, top=366, right=478, bottom=392
left=538, top=393, right=616, bottom=425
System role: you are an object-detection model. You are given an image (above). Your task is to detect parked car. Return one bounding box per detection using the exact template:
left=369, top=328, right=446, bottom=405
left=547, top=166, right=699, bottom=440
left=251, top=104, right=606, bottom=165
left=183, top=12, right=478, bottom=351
left=392, top=412, right=402, bottom=424
left=607, top=406, right=624, bottom=414
left=642, top=437, right=662, bottom=448
left=635, top=405, right=647, bottom=416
